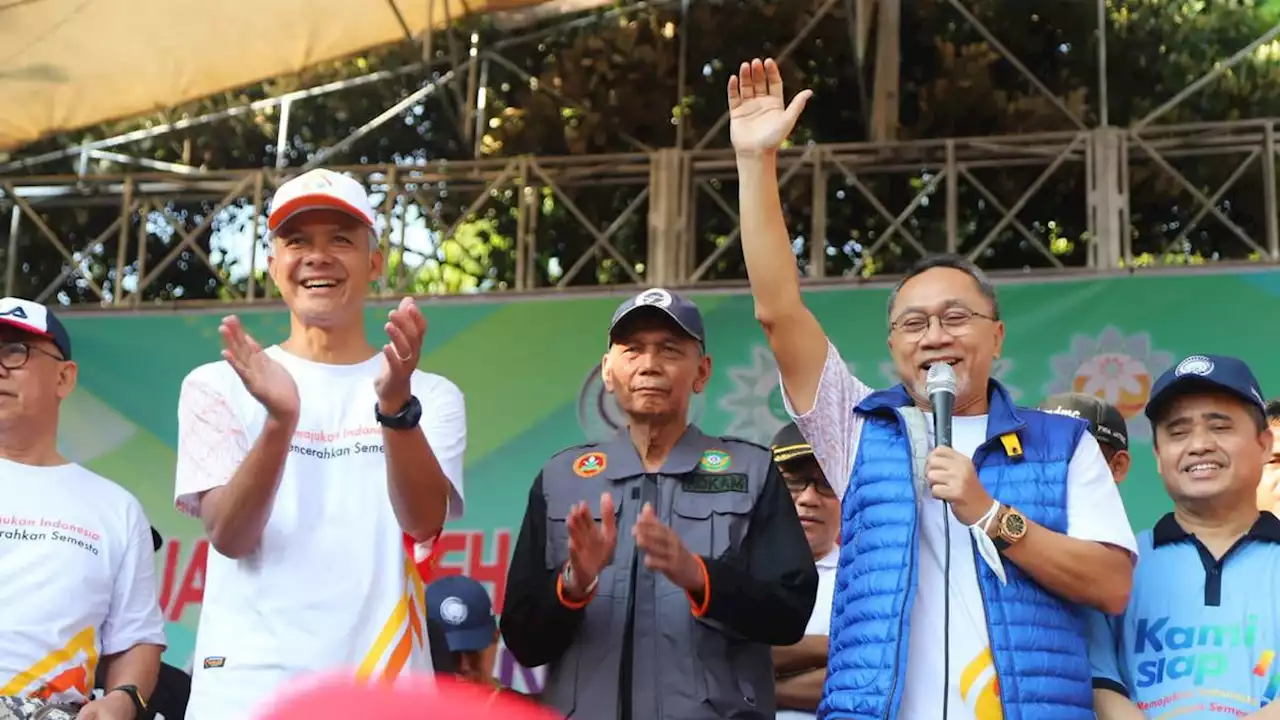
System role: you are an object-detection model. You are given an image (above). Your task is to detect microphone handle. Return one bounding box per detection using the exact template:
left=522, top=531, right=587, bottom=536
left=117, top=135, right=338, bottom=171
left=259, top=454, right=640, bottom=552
left=932, top=390, right=954, bottom=449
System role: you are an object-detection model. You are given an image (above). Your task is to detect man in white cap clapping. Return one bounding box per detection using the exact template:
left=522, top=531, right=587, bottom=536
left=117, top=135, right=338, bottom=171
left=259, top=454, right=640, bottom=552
left=172, top=169, right=468, bottom=719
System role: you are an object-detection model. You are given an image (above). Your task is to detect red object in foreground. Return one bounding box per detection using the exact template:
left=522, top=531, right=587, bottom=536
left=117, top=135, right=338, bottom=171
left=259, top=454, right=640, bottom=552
left=256, top=672, right=561, bottom=720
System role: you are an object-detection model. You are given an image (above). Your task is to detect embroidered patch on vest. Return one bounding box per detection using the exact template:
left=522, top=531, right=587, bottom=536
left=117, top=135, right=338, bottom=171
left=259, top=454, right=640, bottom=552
left=573, top=452, right=607, bottom=478
left=683, top=473, right=747, bottom=493
left=1000, top=433, right=1023, bottom=458
left=698, top=449, right=732, bottom=473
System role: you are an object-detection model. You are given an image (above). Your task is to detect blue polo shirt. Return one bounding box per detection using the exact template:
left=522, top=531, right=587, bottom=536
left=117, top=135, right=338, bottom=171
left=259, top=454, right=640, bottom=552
left=1088, top=512, right=1280, bottom=716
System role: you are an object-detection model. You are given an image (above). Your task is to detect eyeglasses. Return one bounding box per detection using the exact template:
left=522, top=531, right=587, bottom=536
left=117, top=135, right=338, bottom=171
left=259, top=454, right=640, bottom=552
left=783, top=475, right=837, bottom=498
left=0, top=341, right=65, bottom=371
left=889, top=307, right=997, bottom=341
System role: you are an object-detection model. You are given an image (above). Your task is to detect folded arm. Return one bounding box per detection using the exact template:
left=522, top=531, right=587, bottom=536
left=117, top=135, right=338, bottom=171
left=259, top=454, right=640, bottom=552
left=1002, top=434, right=1136, bottom=615
left=772, top=635, right=828, bottom=676
left=776, top=668, right=826, bottom=712
left=1003, top=523, right=1133, bottom=615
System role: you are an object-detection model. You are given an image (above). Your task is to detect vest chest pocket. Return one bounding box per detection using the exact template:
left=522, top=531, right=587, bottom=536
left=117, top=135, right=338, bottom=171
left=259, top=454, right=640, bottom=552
left=671, top=489, right=755, bottom=560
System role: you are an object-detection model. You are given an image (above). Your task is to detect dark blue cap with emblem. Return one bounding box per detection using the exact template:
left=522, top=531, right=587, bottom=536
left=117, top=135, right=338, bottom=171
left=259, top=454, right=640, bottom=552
left=426, top=575, right=497, bottom=653
left=1144, top=354, right=1266, bottom=422
left=608, top=287, right=706, bottom=347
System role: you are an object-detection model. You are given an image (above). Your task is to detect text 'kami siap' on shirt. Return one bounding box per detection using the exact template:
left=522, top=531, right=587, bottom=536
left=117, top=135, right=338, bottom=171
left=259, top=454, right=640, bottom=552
left=173, top=347, right=467, bottom=720
left=1088, top=512, right=1280, bottom=717
left=0, top=459, right=167, bottom=705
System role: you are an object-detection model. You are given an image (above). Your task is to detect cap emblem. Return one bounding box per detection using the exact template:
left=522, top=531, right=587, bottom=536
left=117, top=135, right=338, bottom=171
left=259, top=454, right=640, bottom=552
left=635, top=288, right=673, bottom=308
left=440, top=596, right=468, bottom=625
left=1175, top=355, right=1214, bottom=377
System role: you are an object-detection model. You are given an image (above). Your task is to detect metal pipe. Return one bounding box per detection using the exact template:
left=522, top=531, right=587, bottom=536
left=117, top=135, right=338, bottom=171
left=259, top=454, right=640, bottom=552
left=1096, top=0, right=1108, bottom=127
left=275, top=98, right=294, bottom=169
left=1133, top=21, right=1280, bottom=130
left=303, top=63, right=468, bottom=170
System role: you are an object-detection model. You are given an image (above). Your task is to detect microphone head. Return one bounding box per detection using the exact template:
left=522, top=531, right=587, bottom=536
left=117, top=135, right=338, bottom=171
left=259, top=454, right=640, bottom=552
left=926, top=362, right=957, bottom=396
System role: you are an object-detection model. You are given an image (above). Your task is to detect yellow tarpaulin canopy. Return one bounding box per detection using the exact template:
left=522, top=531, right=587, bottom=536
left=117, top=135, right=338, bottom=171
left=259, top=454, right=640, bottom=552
left=0, top=0, right=559, bottom=152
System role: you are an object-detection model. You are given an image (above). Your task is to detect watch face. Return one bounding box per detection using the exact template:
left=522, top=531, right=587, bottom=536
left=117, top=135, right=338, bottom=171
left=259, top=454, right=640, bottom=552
left=1004, top=511, right=1027, bottom=538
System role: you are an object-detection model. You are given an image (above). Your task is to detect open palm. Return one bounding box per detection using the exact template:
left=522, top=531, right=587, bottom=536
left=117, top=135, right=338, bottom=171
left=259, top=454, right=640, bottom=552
left=219, top=315, right=300, bottom=419
left=728, top=58, right=812, bottom=154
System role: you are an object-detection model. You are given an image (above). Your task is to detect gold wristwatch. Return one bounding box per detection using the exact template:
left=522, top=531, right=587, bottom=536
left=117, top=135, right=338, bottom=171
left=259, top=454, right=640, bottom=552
left=989, top=505, right=1028, bottom=552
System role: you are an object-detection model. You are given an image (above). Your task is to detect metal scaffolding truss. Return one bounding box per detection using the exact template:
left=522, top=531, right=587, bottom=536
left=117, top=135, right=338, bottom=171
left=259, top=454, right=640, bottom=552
left=2, top=119, right=1276, bottom=306
left=1, top=0, right=1278, bottom=307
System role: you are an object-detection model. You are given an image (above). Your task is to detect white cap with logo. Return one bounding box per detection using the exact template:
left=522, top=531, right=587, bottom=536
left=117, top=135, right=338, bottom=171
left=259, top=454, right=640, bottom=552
left=267, top=169, right=377, bottom=235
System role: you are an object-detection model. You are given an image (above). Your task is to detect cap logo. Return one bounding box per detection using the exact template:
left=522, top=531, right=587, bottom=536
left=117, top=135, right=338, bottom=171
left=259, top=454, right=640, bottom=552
left=699, top=449, right=732, bottom=473
left=573, top=452, right=607, bottom=478
left=440, top=596, right=468, bottom=625
left=635, top=288, right=673, bottom=308
left=1175, top=355, right=1215, bottom=377
left=0, top=305, right=28, bottom=320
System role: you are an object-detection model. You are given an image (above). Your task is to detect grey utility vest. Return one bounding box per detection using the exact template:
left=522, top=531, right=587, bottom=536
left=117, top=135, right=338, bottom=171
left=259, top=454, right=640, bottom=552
left=539, top=425, right=776, bottom=719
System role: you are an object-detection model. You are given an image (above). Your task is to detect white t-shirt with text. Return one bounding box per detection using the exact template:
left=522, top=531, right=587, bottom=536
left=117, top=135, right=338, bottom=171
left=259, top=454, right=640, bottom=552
left=784, top=342, right=1137, bottom=720
left=0, top=459, right=167, bottom=704
left=777, top=548, right=839, bottom=720
left=173, top=347, right=466, bottom=720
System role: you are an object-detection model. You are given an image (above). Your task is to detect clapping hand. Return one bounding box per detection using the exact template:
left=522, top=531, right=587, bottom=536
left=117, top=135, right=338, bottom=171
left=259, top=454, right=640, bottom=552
left=728, top=57, right=813, bottom=156
left=374, top=297, right=427, bottom=412
left=564, top=493, right=618, bottom=598
left=220, top=315, right=299, bottom=420
left=633, top=504, right=704, bottom=594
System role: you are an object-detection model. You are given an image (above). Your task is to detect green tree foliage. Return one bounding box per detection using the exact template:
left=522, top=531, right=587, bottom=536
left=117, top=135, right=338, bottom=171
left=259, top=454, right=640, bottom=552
left=2, top=0, right=1278, bottom=304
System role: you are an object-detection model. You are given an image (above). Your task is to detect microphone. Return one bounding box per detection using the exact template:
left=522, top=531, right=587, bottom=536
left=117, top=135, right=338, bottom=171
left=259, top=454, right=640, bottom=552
left=927, top=363, right=957, bottom=449
left=926, top=361, right=958, bottom=720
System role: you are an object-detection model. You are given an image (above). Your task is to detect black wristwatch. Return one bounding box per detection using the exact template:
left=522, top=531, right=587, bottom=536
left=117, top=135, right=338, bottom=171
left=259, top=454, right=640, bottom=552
left=375, top=395, right=423, bottom=430
left=108, top=684, right=147, bottom=718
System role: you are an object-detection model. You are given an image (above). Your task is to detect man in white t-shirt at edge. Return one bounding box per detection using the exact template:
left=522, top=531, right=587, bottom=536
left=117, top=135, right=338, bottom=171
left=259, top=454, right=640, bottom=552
left=0, top=297, right=167, bottom=720
left=770, top=422, right=840, bottom=719
left=172, top=169, right=467, bottom=720
left=728, top=56, right=1138, bottom=719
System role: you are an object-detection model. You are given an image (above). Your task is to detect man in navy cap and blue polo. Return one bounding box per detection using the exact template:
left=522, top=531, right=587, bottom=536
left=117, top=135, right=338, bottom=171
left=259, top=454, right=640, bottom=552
left=1089, top=354, right=1280, bottom=719
left=501, top=287, right=817, bottom=720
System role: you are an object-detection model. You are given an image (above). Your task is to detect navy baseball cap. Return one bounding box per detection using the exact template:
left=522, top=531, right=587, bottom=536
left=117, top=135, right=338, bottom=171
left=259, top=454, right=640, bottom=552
left=426, top=576, right=497, bottom=653
left=0, top=297, right=72, bottom=360
left=1040, top=393, right=1129, bottom=452
left=608, top=288, right=705, bottom=347
left=1144, top=354, right=1266, bottom=422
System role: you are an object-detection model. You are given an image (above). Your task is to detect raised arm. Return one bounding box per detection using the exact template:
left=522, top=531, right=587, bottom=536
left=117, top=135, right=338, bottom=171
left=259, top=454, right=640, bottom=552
left=729, top=57, right=827, bottom=414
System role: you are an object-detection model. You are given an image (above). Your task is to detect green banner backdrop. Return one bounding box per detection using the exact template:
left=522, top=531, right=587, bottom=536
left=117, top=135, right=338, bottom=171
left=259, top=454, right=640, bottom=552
left=51, top=269, right=1277, bottom=688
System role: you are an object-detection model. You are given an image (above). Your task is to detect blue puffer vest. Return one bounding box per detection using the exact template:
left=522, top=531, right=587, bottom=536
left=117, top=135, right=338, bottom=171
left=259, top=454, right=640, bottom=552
left=818, top=381, right=1094, bottom=720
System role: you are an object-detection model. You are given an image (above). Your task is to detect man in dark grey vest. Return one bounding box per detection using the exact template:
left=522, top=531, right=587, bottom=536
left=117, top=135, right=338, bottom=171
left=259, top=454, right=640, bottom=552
left=501, top=288, right=818, bottom=719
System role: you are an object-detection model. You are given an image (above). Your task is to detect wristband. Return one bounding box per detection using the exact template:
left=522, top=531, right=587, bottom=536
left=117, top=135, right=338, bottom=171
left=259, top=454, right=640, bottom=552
left=970, top=499, right=1001, bottom=533
left=562, top=564, right=598, bottom=598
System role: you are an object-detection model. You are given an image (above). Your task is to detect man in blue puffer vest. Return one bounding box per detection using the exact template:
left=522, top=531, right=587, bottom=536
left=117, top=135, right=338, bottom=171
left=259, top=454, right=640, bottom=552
left=726, top=56, right=1140, bottom=720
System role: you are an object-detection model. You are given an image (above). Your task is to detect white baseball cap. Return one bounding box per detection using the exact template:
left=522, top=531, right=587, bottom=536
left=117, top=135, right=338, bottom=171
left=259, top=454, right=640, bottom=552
left=267, top=169, right=377, bottom=235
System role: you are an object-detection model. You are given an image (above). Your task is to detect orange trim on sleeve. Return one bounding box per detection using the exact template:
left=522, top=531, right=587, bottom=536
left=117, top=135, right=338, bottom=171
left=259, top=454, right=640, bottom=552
left=556, top=568, right=595, bottom=610
left=686, top=555, right=712, bottom=617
